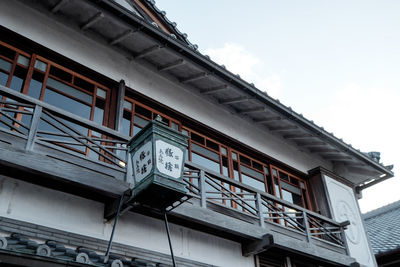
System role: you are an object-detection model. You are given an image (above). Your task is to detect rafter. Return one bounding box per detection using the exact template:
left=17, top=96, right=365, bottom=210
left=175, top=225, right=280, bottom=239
left=180, top=73, right=208, bottom=84
left=200, top=85, right=229, bottom=94
left=158, top=59, right=185, bottom=71
left=219, top=96, right=251, bottom=105
left=81, top=12, right=104, bottom=30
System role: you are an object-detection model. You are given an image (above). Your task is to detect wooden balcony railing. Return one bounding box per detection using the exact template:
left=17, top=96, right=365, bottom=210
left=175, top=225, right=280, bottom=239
left=0, top=85, right=349, bottom=251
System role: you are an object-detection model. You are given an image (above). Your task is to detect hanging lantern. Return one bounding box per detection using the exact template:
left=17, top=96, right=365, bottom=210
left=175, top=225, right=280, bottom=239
left=127, top=118, right=188, bottom=211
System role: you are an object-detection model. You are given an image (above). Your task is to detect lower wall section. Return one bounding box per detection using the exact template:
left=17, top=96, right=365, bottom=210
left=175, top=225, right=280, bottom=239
left=0, top=175, right=254, bottom=267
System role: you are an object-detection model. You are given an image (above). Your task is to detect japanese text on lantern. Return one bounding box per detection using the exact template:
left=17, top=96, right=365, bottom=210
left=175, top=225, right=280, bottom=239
left=156, top=140, right=183, bottom=179
left=132, top=141, right=153, bottom=182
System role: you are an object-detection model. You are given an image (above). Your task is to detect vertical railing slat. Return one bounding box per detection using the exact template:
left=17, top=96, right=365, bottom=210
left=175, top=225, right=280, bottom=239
left=302, top=211, right=312, bottom=243
left=199, top=170, right=206, bottom=208
left=25, top=105, right=42, bottom=151
left=256, top=193, right=265, bottom=228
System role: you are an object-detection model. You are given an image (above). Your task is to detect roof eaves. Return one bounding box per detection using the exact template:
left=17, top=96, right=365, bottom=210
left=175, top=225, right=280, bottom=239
left=98, top=0, right=393, bottom=179
left=364, top=199, right=400, bottom=220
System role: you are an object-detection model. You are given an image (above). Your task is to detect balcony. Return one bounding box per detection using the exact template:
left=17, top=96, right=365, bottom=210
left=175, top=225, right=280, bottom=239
left=0, top=85, right=354, bottom=266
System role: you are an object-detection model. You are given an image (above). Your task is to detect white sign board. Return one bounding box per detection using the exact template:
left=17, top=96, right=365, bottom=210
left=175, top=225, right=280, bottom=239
left=132, top=141, right=153, bottom=183
left=156, top=140, right=183, bottom=179
left=324, top=175, right=377, bottom=267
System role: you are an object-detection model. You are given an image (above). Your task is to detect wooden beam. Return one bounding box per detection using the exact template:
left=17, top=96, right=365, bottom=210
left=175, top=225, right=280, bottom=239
left=284, top=134, right=314, bottom=140
left=180, top=73, right=208, bottom=84
left=296, top=141, right=327, bottom=147
left=242, top=234, right=274, bottom=257
left=81, top=12, right=104, bottom=30
left=309, top=148, right=339, bottom=153
left=115, top=80, right=126, bottom=133
left=322, top=154, right=353, bottom=160
left=238, top=107, right=266, bottom=115
left=269, top=125, right=298, bottom=132
left=109, top=29, right=136, bottom=45
left=200, top=85, right=228, bottom=94
left=51, top=0, right=69, bottom=13
left=158, top=59, right=185, bottom=71
left=219, top=96, right=250, bottom=105
left=135, top=45, right=162, bottom=59
left=254, top=116, right=282, bottom=124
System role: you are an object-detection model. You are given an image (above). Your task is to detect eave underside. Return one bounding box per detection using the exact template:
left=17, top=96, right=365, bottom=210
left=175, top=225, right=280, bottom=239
left=17, top=0, right=393, bottom=186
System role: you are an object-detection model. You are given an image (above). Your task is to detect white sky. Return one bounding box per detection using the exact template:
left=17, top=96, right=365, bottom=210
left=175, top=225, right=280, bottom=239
left=155, top=0, right=400, bottom=213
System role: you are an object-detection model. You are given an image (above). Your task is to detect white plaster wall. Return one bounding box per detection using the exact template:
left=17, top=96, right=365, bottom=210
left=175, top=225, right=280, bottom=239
left=0, top=0, right=332, bottom=174
left=323, top=175, right=377, bottom=267
left=0, top=175, right=254, bottom=267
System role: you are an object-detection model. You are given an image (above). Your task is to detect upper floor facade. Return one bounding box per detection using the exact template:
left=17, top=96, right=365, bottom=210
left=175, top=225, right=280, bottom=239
left=0, top=1, right=394, bottom=267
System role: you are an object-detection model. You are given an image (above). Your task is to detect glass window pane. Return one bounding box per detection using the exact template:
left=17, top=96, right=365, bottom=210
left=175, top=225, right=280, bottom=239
left=191, top=143, right=220, bottom=162
left=133, top=125, right=142, bottom=136
left=191, top=132, right=204, bottom=144
left=93, top=106, right=104, bottom=125
left=191, top=152, right=220, bottom=173
left=0, top=71, right=8, bottom=86
left=240, top=164, right=264, bottom=180
left=206, top=139, right=219, bottom=151
left=282, top=189, right=303, bottom=207
left=134, top=115, right=149, bottom=128
left=17, top=55, right=30, bottom=66
left=34, top=59, right=47, bottom=72
left=123, top=100, right=132, bottom=110
left=0, top=58, right=12, bottom=72
left=182, top=129, right=188, bottom=136
left=252, top=161, right=263, bottom=172
left=10, top=75, right=24, bottom=92
left=122, top=117, right=131, bottom=136
left=221, top=147, right=227, bottom=155
left=27, top=72, right=43, bottom=99
left=43, top=89, right=91, bottom=119
left=240, top=155, right=251, bottom=166
left=47, top=78, right=92, bottom=104
left=171, top=121, right=179, bottom=131
left=232, top=152, right=238, bottom=161
left=279, top=171, right=289, bottom=181
left=280, top=180, right=301, bottom=195
left=96, top=88, right=107, bottom=98
left=275, top=184, right=281, bottom=198
left=135, top=105, right=152, bottom=119
left=241, top=173, right=265, bottom=191
left=49, top=66, right=72, bottom=82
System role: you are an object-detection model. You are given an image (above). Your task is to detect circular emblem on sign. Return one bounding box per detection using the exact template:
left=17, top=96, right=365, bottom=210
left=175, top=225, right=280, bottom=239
left=336, top=200, right=360, bottom=244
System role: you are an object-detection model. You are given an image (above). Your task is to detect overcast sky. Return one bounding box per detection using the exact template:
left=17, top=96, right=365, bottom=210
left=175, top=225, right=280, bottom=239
left=155, top=0, right=400, bottom=213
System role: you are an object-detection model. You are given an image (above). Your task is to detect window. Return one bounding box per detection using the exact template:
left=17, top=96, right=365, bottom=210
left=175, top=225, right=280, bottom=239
left=0, top=41, right=111, bottom=159
left=270, top=166, right=309, bottom=209
left=121, top=97, right=181, bottom=137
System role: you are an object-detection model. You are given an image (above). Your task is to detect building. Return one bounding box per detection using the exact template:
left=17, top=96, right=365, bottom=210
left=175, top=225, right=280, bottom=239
left=0, top=0, right=394, bottom=266
left=364, top=200, right=400, bottom=267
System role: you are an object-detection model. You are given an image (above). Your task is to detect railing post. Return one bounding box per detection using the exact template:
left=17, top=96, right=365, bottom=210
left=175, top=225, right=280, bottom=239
left=199, top=170, right=206, bottom=208
left=25, top=105, right=42, bottom=151
left=255, top=193, right=265, bottom=228
left=339, top=221, right=351, bottom=255
left=125, top=149, right=134, bottom=185
left=302, top=211, right=312, bottom=243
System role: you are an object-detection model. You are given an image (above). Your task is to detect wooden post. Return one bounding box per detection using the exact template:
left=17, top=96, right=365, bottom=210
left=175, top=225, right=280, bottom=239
left=199, top=170, right=206, bottom=208
left=25, top=105, right=42, bottom=151
left=115, top=80, right=125, bottom=133
left=256, top=193, right=265, bottom=228
left=302, top=211, right=312, bottom=243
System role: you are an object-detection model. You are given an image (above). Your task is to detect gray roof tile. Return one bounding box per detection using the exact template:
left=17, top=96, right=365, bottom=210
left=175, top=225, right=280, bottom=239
left=364, top=200, right=400, bottom=254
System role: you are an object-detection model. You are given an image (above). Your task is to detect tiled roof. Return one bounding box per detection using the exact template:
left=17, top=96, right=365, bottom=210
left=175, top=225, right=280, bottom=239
left=0, top=233, right=171, bottom=267
left=364, top=200, right=400, bottom=255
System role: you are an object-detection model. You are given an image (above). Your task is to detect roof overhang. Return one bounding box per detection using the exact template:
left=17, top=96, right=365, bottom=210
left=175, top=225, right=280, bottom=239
left=17, top=0, right=394, bottom=186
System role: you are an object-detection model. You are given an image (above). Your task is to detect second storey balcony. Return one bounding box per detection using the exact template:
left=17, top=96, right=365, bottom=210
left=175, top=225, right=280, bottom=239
left=0, top=85, right=355, bottom=266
